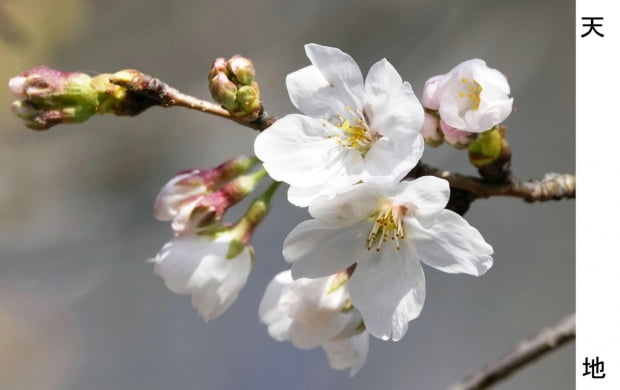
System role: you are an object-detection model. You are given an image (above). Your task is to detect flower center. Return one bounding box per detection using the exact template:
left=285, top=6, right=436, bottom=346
left=327, top=108, right=374, bottom=156
left=366, top=204, right=406, bottom=251
left=457, top=78, right=483, bottom=110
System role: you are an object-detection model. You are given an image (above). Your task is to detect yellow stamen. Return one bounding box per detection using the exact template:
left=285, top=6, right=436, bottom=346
left=330, top=108, right=374, bottom=156
left=458, top=79, right=483, bottom=110
left=367, top=205, right=406, bottom=251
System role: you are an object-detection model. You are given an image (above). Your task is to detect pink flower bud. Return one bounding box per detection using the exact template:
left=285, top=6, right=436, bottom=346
left=439, top=120, right=477, bottom=149
left=421, top=75, right=443, bottom=110
left=227, top=55, right=255, bottom=85
left=420, top=113, right=443, bottom=147
left=154, top=156, right=258, bottom=222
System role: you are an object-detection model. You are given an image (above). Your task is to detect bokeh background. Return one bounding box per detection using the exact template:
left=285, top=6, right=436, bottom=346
left=0, top=0, right=575, bottom=389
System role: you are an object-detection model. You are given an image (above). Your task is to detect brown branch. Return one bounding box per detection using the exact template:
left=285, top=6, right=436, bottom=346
left=409, top=162, right=575, bottom=203
left=449, top=313, right=575, bottom=390
left=110, top=71, right=576, bottom=210
left=108, top=71, right=277, bottom=131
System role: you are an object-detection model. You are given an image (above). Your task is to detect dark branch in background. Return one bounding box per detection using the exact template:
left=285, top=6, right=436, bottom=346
left=449, top=313, right=575, bottom=390
left=408, top=162, right=575, bottom=215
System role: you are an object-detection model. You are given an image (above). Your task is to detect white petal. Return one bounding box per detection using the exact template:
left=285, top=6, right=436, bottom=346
left=421, top=75, right=444, bottom=109
left=190, top=245, right=252, bottom=321
left=393, top=176, right=450, bottom=216
left=348, top=244, right=425, bottom=341
left=449, top=58, right=487, bottom=74
left=304, top=43, right=364, bottom=109
left=322, top=331, right=370, bottom=377
left=363, top=58, right=403, bottom=111
left=289, top=314, right=351, bottom=350
left=259, top=271, right=294, bottom=342
left=473, top=65, right=510, bottom=94
left=362, top=82, right=425, bottom=183
left=308, top=183, right=383, bottom=227
left=154, top=170, right=205, bottom=221
left=286, top=65, right=349, bottom=117
left=254, top=114, right=347, bottom=187
left=409, top=209, right=493, bottom=276
left=280, top=275, right=347, bottom=323
left=287, top=184, right=327, bottom=208
left=362, top=134, right=424, bottom=184
left=151, top=235, right=218, bottom=294
left=284, top=220, right=369, bottom=279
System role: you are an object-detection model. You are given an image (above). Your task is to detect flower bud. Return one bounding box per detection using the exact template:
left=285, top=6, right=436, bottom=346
left=235, top=83, right=261, bottom=114
left=154, top=156, right=259, bottom=221
left=209, top=72, right=239, bottom=112
left=440, top=120, right=477, bottom=149
left=468, top=127, right=512, bottom=182
left=421, top=75, right=442, bottom=110
left=171, top=169, right=267, bottom=234
left=420, top=112, right=443, bottom=147
left=227, top=55, right=255, bottom=85
left=208, top=55, right=261, bottom=118
left=8, top=66, right=100, bottom=130
left=7, top=66, right=157, bottom=130
left=150, top=178, right=280, bottom=324
left=468, top=127, right=505, bottom=167
left=208, top=57, right=228, bottom=80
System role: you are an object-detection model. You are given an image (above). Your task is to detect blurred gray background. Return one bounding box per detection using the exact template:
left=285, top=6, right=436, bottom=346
left=0, top=0, right=574, bottom=389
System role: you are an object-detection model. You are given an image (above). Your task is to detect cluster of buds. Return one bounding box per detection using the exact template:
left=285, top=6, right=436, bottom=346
left=8, top=66, right=155, bottom=130
left=151, top=156, right=279, bottom=322
left=208, top=55, right=261, bottom=118
left=154, top=156, right=264, bottom=234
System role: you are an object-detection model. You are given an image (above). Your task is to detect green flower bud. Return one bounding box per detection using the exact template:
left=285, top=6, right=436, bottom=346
left=208, top=55, right=261, bottom=118
left=235, top=83, right=260, bottom=114
left=468, top=127, right=505, bottom=167
left=8, top=66, right=155, bottom=130
left=209, top=72, right=239, bottom=112
left=227, top=55, right=255, bottom=85
left=468, top=127, right=512, bottom=182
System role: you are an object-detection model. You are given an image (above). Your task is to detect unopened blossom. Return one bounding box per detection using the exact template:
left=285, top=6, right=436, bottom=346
left=155, top=162, right=265, bottom=234
left=283, top=177, right=493, bottom=341
left=440, top=120, right=477, bottom=149
left=209, top=55, right=260, bottom=118
left=8, top=67, right=159, bottom=130
left=422, top=59, right=512, bottom=132
left=254, top=43, right=424, bottom=206
left=259, top=270, right=369, bottom=376
left=420, top=112, right=443, bottom=147
left=154, top=156, right=258, bottom=221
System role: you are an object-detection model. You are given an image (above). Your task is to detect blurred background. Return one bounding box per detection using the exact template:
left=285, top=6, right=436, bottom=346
left=0, top=0, right=574, bottom=389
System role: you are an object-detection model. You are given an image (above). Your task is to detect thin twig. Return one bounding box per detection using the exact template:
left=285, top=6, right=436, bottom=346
left=109, top=71, right=277, bottom=131
left=449, top=313, right=576, bottom=390
left=409, top=162, right=576, bottom=203
left=110, top=72, right=575, bottom=208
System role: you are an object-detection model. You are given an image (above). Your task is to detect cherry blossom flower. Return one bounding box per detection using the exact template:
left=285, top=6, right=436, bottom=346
left=151, top=230, right=253, bottom=322
left=282, top=177, right=493, bottom=341
left=259, top=270, right=369, bottom=376
left=422, top=59, right=512, bottom=132
left=254, top=43, right=424, bottom=206
left=151, top=182, right=278, bottom=322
